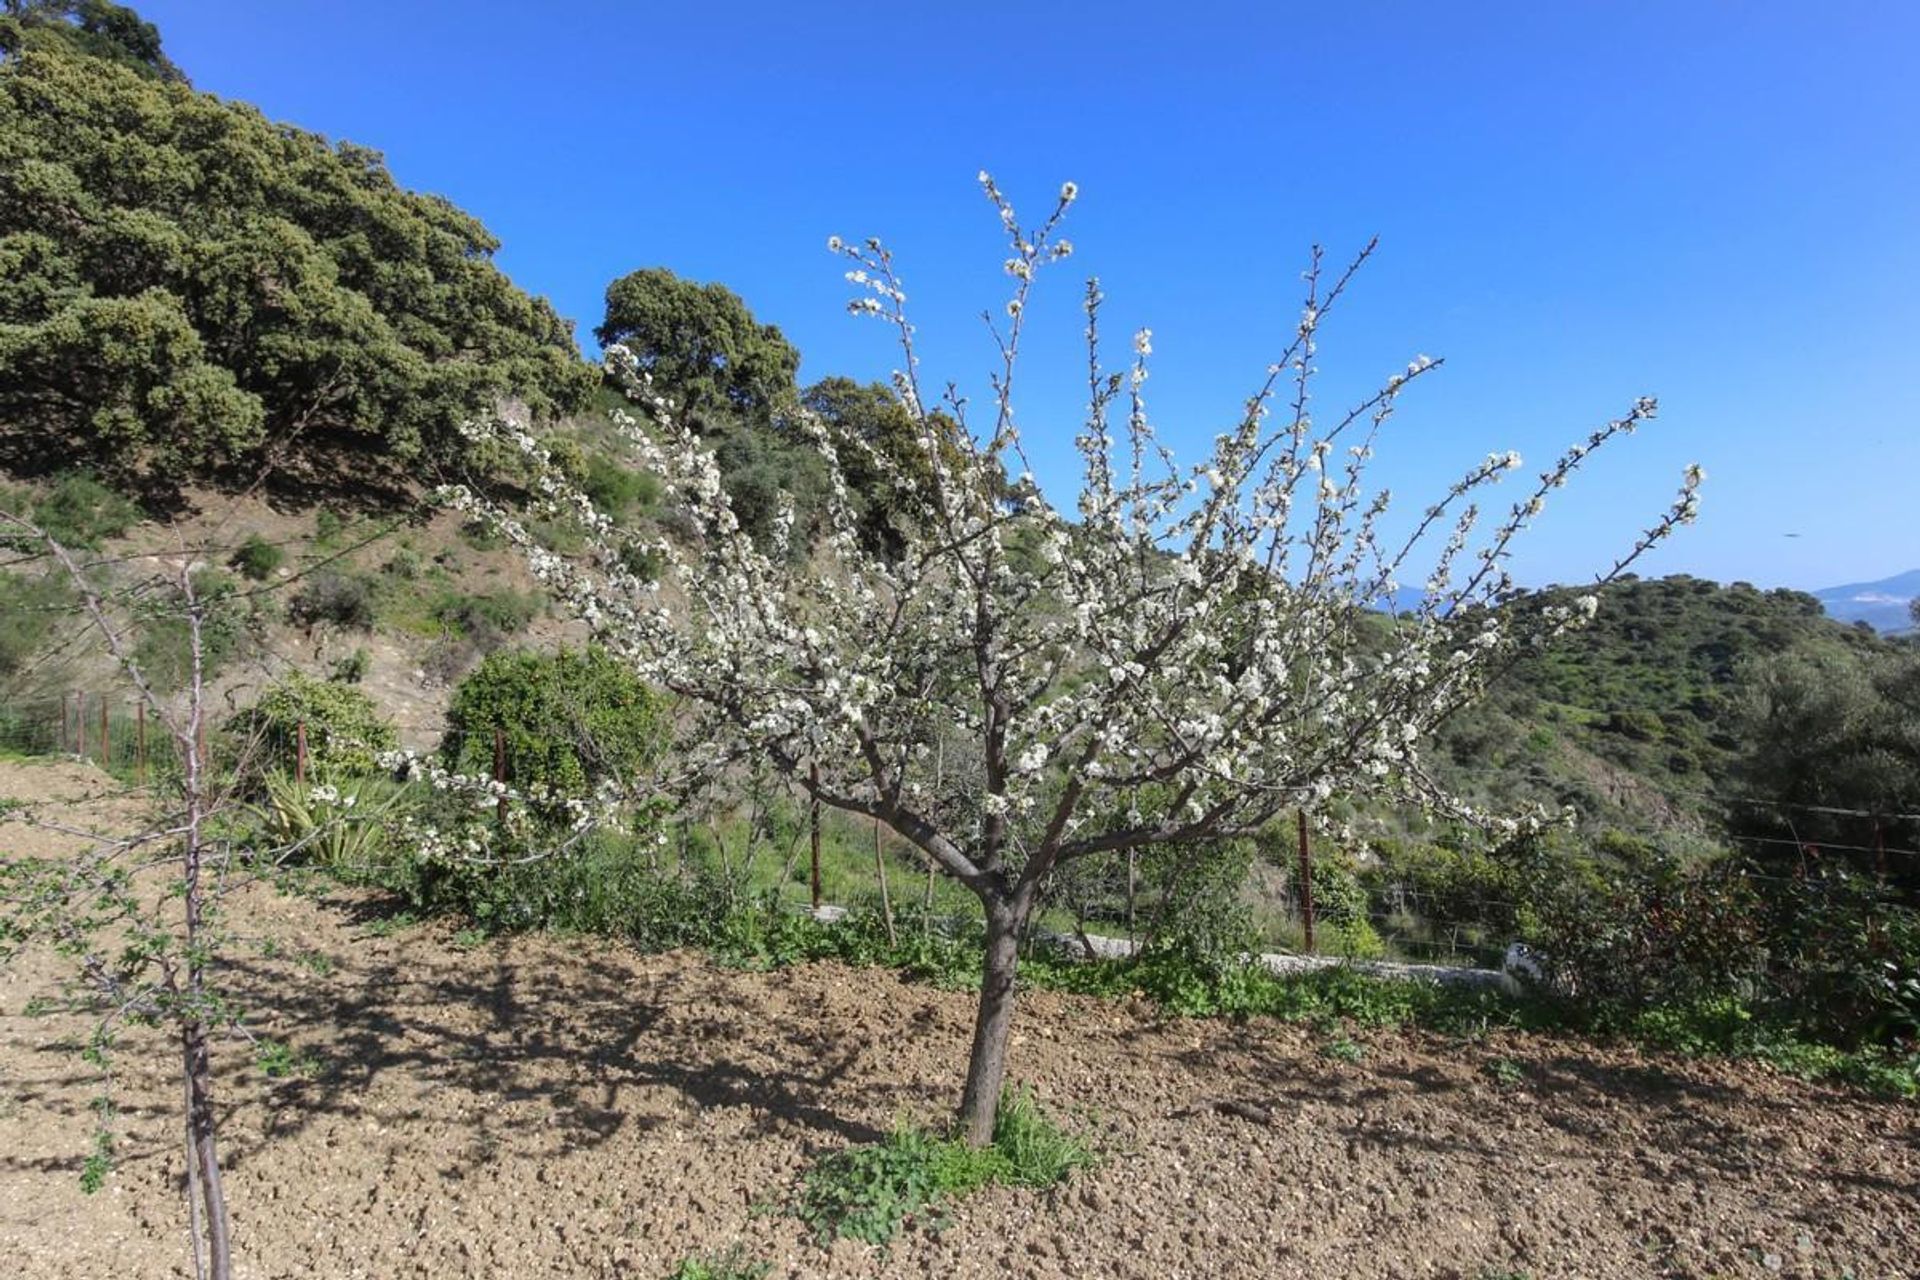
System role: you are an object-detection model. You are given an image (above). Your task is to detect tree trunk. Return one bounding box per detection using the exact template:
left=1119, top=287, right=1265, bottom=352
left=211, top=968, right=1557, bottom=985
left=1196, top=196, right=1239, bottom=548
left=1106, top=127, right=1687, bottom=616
left=181, top=1019, right=232, bottom=1280
left=873, top=817, right=896, bottom=946
left=957, top=898, right=1024, bottom=1146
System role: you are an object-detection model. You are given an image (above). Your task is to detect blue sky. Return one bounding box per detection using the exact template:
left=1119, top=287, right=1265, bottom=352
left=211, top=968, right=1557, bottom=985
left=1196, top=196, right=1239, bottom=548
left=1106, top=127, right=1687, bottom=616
left=140, top=1, right=1919, bottom=590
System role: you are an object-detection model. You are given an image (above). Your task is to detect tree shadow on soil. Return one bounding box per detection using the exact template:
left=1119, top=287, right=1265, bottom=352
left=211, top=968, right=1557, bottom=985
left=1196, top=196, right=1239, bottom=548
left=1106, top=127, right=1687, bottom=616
left=212, top=944, right=893, bottom=1180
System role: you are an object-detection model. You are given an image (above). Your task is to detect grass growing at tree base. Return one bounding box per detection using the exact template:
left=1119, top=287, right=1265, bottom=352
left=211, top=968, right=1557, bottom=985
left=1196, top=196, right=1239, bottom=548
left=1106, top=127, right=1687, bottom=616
left=793, top=1087, right=1093, bottom=1247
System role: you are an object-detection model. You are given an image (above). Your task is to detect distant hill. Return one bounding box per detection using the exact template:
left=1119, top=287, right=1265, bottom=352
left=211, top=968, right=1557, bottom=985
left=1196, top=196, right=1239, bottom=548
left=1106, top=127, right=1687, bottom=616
left=1426, top=574, right=1899, bottom=832
left=1813, top=569, right=1920, bottom=633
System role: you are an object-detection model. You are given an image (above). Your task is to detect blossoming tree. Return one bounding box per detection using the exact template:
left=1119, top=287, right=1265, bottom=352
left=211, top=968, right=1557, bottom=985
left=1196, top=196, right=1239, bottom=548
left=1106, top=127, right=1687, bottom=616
left=454, top=176, right=1702, bottom=1144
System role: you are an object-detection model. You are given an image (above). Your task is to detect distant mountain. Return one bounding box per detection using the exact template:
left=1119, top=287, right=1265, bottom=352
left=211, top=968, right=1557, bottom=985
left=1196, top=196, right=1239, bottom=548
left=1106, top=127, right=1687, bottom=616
left=1813, top=569, right=1920, bottom=633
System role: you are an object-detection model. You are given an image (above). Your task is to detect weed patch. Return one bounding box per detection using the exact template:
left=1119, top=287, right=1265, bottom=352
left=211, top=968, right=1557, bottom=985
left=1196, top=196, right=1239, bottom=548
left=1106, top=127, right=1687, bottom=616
left=794, top=1087, right=1091, bottom=1246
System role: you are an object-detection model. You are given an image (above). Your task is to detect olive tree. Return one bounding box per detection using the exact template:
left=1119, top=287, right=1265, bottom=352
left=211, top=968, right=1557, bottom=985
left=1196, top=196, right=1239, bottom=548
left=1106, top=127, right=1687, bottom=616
left=456, top=176, right=1702, bottom=1144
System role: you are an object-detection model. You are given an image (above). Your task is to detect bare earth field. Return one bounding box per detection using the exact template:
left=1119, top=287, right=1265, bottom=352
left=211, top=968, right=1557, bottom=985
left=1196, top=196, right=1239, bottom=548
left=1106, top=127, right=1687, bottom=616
left=1, top=759, right=1916, bottom=1279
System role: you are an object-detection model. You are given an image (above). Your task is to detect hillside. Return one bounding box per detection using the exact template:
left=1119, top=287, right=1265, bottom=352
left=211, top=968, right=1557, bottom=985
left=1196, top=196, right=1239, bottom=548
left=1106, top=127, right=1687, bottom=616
left=1814, top=568, right=1920, bottom=634
left=1428, top=575, right=1904, bottom=831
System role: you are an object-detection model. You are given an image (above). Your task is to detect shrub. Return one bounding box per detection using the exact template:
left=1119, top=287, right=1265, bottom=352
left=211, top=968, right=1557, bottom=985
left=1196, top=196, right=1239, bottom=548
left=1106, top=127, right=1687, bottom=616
left=583, top=454, right=661, bottom=522
left=441, top=645, right=665, bottom=812
left=1751, top=868, right=1920, bottom=1047
left=227, top=672, right=397, bottom=780
left=228, top=534, right=284, bottom=582
left=15, top=473, right=141, bottom=549
left=378, top=827, right=715, bottom=939
left=327, top=647, right=370, bottom=684
left=288, top=571, right=375, bottom=630
left=433, top=588, right=540, bottom=640
left=0, top=570, right=74, bottom=680
left=1515, top=839, right=1763, bottom=1015
left=381, top=546, right=421, bottom=580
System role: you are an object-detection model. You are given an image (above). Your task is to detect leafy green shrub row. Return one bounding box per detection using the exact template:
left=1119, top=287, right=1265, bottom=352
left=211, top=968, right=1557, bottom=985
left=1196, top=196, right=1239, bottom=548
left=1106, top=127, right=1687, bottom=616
left=223, top=650, right=1913, bottom=1099
left=323, top=810, right=1915, bottom=1098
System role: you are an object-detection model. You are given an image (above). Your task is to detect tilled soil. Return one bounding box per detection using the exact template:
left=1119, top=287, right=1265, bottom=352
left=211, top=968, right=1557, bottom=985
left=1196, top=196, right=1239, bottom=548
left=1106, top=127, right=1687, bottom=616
left=1, top=760, right=1916, bottom=1279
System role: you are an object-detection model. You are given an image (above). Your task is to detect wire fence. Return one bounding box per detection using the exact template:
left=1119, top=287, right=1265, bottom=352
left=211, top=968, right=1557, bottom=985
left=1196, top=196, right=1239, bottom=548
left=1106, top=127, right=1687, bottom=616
left=0, top=691, right=178, bottom=784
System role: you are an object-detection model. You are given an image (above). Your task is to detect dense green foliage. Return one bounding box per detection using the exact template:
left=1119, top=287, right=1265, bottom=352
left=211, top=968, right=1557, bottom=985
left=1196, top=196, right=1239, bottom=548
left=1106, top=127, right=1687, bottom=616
left=595, top=268, right=798, bottom=424
left=796, top=377, right=976, bottom=559
left=227, top=672, right=396, bottom=779
left=0, top=472, right=140, bottom=549
left=441, top=645, right=666, bottom=810
left=1732, top=643, right=1920, bottom=858
left=381, top=831, right=722, bottom=938
left=228, top=533, right=284, bottom=582
left=0, top=35, right=593, bottom=504
left=0, top=1, right=181, bottom=81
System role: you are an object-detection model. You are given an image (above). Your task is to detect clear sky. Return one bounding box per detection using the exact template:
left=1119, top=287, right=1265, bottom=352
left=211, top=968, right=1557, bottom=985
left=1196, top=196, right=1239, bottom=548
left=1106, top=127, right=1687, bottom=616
left=138, top=1, right=1918, bottom=591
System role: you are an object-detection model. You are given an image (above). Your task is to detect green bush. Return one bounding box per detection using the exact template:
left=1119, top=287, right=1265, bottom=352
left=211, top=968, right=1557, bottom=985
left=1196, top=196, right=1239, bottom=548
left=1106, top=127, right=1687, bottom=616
left=389, top=830, right=723, bottom=939
left=441, top=646, right=665, bottom=812
left=583, top=454, right=661, bottom=522
left=431, top=588, right=541, bottom=645
left=381, top=546, right=422, bottom=580
left=227, top=672, right=396, bottom=780
left=228, top=534, right=284, bottom=582
left=1515, top=840, right=1764, bottom=1016
left=4, top=473, right=142, bottom=549
left=327, top=647, right=370, bottom=684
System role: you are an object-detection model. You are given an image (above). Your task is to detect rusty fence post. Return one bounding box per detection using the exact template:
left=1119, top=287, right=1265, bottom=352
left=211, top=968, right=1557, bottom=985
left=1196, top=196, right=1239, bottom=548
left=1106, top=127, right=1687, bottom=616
left=493, top=726, right=509, bottom=824
left=809, top=762, right=822, bottom=912
left=1297, top=808, right=1316, bottom=953
left=874, top=815, right=896, bottom=946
